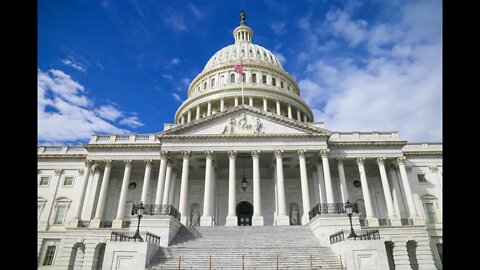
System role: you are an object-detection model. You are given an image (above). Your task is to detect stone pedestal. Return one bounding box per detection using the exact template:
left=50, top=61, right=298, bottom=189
left=112, top=219, right=124, bottom=229
left=139, top=216, right=182, bottom=247
left=89, top=218, right=101, bottom=228
left=276, top=214, right=290, bottom=226
left=200, top=216, right=214, bottom=226
left=252, top=215, right=264, bottom=226
left=367, top=217, right=379, bottom=227
left=225, top=215, right=238, bottom=226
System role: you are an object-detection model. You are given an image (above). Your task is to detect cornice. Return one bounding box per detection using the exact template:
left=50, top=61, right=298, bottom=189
left=159, top=133, right=327, bottom=140
left=38, top=154, right=87, bottom=160
left=328, top=141, right=408, bottom=146
left=403, top=151, right=443, bottom=156
left=84, top=143, right=162, bottom=149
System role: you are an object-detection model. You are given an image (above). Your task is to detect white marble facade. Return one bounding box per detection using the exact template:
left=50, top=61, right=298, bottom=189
left=37, top=15, right=442, bottom=270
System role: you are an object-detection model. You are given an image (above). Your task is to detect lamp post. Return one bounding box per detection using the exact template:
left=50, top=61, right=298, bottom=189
left=133, top=201, right=145, bottom=242
left=241, top=157, right=248, bottom=191
left=345, top=201, right=357, bottom=238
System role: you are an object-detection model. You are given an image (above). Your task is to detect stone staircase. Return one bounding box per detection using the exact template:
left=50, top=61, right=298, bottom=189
left=149, top=226, right=342, bottom=270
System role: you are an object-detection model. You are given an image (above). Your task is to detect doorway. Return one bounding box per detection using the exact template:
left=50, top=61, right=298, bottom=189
left=236, top=201, right=253, bottom=226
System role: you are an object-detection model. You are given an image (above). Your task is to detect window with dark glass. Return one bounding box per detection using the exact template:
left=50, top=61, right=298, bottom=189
left=39, top=177, right=50, bottom=186
left=417, top=174, right=427, bottom=183
left=262, top=75, right=267, bottom=84
left=54, top=205, right=67, bottom=225
left=230, top=74, right=235, bottom=83
left=252, top=73, right=257, bottom=83
left=63, top=177, right=74, bottom=186
left=43, top=245, right=56, bottom=266
left=203, top=82, right=207, bottom=89
left=425, top=202, right=437, bottom=223
left=281, top=81, right=284, bottom=88
left=242, top=73, right=246, bottom=83
left=272, top=78, right=276, bottom=86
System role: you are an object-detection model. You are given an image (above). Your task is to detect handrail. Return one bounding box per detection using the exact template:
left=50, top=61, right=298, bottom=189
left=329, top=228, right=380, bottom=244
left=133, top=203, right=181, bottom=221
left=110, top=230, right=161, bottom=246
left=308, top=203, right=359, bottom=219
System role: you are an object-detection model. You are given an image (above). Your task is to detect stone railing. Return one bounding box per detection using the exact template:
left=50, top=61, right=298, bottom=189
left=37, top=146, right=87, bottom=154
left=110, top=230, right=161, bottom=246
left=135, top=204, right=181, bottom=221
left=329, top=131, right=400, bottom=141
left=89, top=134, right=159, bottom=144
left=330, top=229, right=380, bottom=244
left=308, top=203, right=358, bottom=220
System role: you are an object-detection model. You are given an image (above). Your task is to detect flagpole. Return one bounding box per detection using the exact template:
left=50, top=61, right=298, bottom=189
left=241, top=57, right=244, bottom=105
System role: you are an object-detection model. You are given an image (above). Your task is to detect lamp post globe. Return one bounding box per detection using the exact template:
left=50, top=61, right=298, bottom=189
left=345, top=201, right=357, bottom=238
left=133, top=202, right=145, bottom=242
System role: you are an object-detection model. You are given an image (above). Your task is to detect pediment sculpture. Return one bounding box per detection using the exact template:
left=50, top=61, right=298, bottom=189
left=222, top=113, right=264, bottom=134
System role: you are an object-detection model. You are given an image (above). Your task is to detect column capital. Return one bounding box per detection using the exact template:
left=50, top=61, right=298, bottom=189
left=251, top=150, right=261, bottom=159
left=227, top=150, right=238, bottom=159
left=84, top=159, right=93, bottom=167
left=205, top=150, right=215, bottom=159
left=319, top=149, right=329, bottom=158
left=181, top=150, right=192, bottom=160
left=54, top=169, right=63, bottom=176
left=274, top=149, right=284, bottom=159
left=297, top=149, right=307, bottom=158
left=396, top=156, right=406, bottom=165
left=104, top=159, right=113, bottom=167
left=429, top=165, right=439, bottom=173
left=78, top=169, right=85, bottom=176
left=376, top=157, right=386, bottom=166
left=124, top=159, right=133, bottom=166
left=336, top=157, right=344, bottom=165
left=144, top=159, right=153, bottom=165
left=91, top=164, right=98, bottom=173
left=355, top=157, right=365, bottom=166
left=166, top=159, right=174, bottom=167
left=160, top=151, right=169, bottom=160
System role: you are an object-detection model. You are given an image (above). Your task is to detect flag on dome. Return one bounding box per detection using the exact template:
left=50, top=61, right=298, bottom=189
left=234, top=63, right=243, bottom=74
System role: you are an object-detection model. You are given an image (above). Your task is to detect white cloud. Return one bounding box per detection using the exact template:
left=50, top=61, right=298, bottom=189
left=188, top=2, right=202, bottom=19
left=172, top=93, right=183, bottom=102
left=61, top=58, right=86, bottom=72
left=162, top=73, right=173, bottom=80
left=270, top=21, right=286, bottom=35
left=297, top=1, right=442, bottom=142
left=170, top=57, right=181, bottom=65
left=95, top=105, right=122, bottom=121
left=38, top=69, right=144, bottom=144
left=120, top=115, right=144, bottom=128
left=273, top=52, right=286, bottom=65
left=163, top=10, right=188, bottom=31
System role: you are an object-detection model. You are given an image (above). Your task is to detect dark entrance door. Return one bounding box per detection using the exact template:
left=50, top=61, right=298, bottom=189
left=236, top=201, right=253, bottom=226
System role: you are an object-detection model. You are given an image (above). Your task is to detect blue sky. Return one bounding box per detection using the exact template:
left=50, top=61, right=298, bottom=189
left=38, top=0, right=442, bottom=145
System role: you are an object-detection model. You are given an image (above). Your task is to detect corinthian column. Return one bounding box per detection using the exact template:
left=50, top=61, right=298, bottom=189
left=336, top=158, right=349, bottom=203
left=396, top=157, right=419, bottom=219
left=90, top=160, right=112, bottom=228
left=252, top=150, right=264, bottom=226
left=140, top=159, right=153, bottom=203
left=155, top=151, right=169, bottom=205
left=69, top=160, right=93, bottom=227
left=162, top=159, right=174, bottom=205
left=376, top=157, right=400, bottom=225
left=319, top=149, right=334, bottom=203
left=179, top=151, right=192, bottom=225
left=113, top=159, right=132, bottom=228
left=226, top=150, right=238, bottom=226
left=201, top=150, right=215, bottom=226
left=274, top=150, right=289, bottom=225
left=298, top=150, right=311, bottom=224
left=356, top=157, right=378, bottom=226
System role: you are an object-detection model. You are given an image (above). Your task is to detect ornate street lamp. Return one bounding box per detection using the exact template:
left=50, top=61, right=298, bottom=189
left=241, top=157, right=248, bottom=191
left=345, top=201, right=357, bottom=238
left=133, top=202, right=145, bottom=242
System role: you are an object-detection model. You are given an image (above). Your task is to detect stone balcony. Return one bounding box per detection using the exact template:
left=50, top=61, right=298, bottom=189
left=38, top=145, right=87, bottom=155
left=88, top=134, right=159, bottom=144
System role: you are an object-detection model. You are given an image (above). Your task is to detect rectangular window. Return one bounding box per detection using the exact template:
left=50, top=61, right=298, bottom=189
left=262, top=75, right=267, bottom=84
left=42, top=245, right=56, bottom=266
left=417, top=174, right=427, bottom=183
left=63, top=176, right=74, bottom=186
left=39, top=177, right=50, bottom=186
left=425, top=202, right=437, bottom=223
left=54, top=205, right=67, bottom=225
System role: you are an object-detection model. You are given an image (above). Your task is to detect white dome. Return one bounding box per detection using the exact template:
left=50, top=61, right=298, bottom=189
left=204, top=43, right=284, bottom=70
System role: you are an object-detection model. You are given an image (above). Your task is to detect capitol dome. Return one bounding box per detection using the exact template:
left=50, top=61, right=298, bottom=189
left=174, top=13, right=314, bottom=124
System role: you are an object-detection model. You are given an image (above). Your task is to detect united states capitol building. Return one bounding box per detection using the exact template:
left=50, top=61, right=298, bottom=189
left=38, top=12, right=442, bottom=270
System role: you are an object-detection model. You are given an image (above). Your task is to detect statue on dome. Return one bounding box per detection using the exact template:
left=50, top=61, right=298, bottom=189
left=240, top=10, right=247, bottom=25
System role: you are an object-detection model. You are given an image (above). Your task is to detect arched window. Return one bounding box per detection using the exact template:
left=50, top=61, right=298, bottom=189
left=262, top=75, right=267, bottom=84
left=242, top=73, right=246, bottom=83
left=252, top=73, right=257, bottom=83
left=211, top=78, right=215, bottom=88
left=230, top=74, right=235, bottom=83
left=272, top=78, right=276, bottom=86
left=203, top=82, right=207, bottom=90
left=280, top=81, right=284, bottom=88
left=220, top=75, right=225, bottom=85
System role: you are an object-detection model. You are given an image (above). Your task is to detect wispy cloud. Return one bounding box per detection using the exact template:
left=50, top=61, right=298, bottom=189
left=270, top=21, right=287, bottom=35
left=296, top=1, right=442, bottom=142
left=170, top=57, right=181, bottom=66
left=273, top=52, right=286, bottom=65
left=162, top=73, right=174, bottom=80
left=163, top=9, right=188, bottom=31
left=188, top=2, right=202, bottom=19
left=120, top=115, right=144, bottom=127
left=38, top=69, right=144, bottom=144
left=172, top=93, right=183, bottom=102
left=61, top=58, right=86, bottom=72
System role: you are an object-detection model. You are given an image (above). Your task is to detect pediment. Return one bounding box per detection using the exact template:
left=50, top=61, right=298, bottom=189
left=159, top=107, right=330, bottom=137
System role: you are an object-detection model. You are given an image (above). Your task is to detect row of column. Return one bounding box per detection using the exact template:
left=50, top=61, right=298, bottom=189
left=179, top=97, right=309, bottom=124
left=71, top=150, right=419, bottom=228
